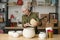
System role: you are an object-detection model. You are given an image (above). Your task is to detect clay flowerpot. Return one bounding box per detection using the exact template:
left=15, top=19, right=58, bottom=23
left=23, top=28, right=35, bottom=38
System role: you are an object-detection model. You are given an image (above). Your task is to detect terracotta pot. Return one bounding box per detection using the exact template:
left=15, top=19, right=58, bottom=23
left=17, top=0, right=23, bottom=5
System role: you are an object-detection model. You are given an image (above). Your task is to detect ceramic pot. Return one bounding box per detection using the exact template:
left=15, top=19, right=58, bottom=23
left=8, top=31, right=15, bottom=36
left=39, top=32, right=46, bottom=39
left=12, top=32, right=19, bottom=38
left=16, top=31, right=23, bottom=35
left=23, top=28, right=35, bottom=38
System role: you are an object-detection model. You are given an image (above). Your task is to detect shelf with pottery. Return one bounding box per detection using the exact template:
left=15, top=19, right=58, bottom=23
left=7, top=5, right=22, bottom=7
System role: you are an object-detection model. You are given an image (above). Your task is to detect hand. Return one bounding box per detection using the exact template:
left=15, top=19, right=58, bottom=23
left=24, top=23, right=30, bottom=27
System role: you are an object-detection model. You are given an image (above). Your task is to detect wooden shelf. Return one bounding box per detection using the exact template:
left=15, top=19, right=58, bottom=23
left=7, top=5, right=22, bottom=7
left=38, top=27, right=59, bottom=29
left=33, top=5, right=56, bottom=7
left=5, top=27, right=23, bottom=29
left=5, top=27, right=59, bottom=30
left=8, top=2, right=22, bottom=7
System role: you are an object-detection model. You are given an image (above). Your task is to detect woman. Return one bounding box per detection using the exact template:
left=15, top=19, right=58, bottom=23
left=21, top=4, right=40, bottom=34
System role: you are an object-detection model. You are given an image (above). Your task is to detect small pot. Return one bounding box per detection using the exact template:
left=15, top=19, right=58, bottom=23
left=23, top=27, right=35, bottom=38
left=16, top=31, right=23, bottom=36
left=8, top=31, right=15, bottom=36
left=12, top=32, right=19, bottom=38
left=39, top=32, right=46, bottom=39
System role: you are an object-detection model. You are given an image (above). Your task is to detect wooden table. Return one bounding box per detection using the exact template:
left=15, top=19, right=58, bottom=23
left=0, top=34, right=60, bottom=40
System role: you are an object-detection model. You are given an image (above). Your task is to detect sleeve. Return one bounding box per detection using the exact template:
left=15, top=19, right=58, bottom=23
left=34, top=13, right=40, bottom=22
left=22, top=15, right=25, bottom=27
left=31, top=12, right=40, bottom=26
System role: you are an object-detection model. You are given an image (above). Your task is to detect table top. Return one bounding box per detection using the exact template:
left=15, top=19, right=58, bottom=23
left=0, top=34, right=60, bottom=40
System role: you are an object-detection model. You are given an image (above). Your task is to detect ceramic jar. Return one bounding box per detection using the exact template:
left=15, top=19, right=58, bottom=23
left=39, top=32, right=47, bottom=39
left=23, top=28, right=35, bottom=38
left=12, top=32, right=19, bottom=38
left=8, top=31, right=19, bottom=38
left=16, top=31, right=23, bottom=36
left=8, top=31, right=15, bottom=36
